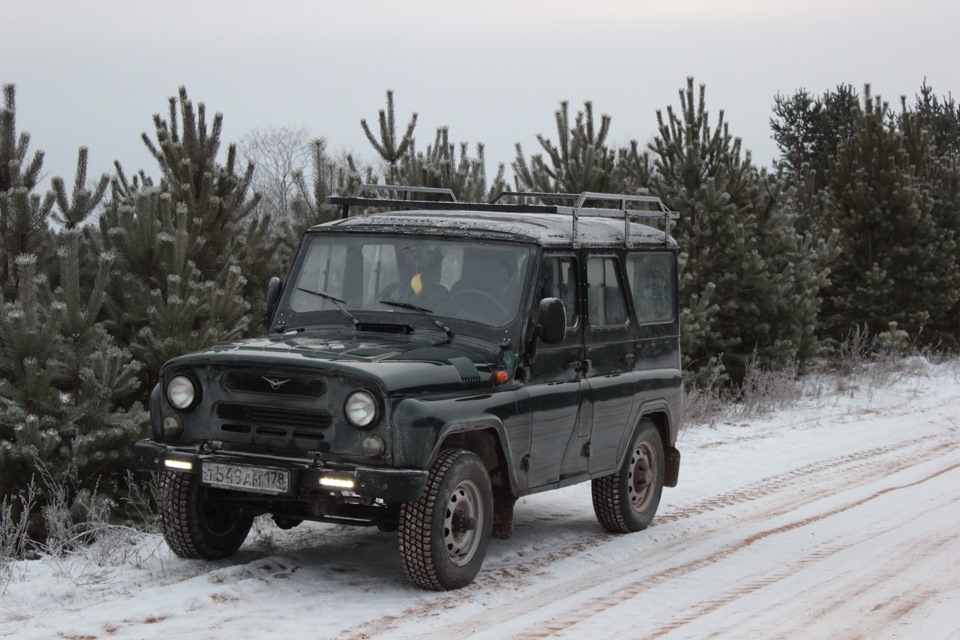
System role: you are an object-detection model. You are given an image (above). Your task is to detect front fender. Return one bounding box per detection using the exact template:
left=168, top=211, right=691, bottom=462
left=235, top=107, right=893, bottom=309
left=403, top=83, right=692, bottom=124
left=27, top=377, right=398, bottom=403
left=389, top=389, right=524, bottom=489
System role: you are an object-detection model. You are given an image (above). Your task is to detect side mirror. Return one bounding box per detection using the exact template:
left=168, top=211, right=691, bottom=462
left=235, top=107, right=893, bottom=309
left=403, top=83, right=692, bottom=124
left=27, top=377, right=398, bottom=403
left=537, top=297, right=566, bottom=344
left=266, top=277, right=283, bottom=325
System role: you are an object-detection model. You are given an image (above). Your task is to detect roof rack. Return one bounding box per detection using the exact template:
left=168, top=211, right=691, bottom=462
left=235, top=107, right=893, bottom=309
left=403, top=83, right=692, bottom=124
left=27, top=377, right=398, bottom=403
left=326, top=184, right=678, bottom=247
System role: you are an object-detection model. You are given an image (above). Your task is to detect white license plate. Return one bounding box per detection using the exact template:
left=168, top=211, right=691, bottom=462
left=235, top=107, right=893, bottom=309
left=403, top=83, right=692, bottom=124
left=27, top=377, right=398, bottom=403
left=201, top=462, right=291, bottom=495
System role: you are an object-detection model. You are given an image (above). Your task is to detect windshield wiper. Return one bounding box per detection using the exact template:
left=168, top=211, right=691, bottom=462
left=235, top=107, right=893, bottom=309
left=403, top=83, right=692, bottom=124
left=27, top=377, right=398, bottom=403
left=379, top=300, right=454, bottom=340
left=296, top=287, right=359, bottom=328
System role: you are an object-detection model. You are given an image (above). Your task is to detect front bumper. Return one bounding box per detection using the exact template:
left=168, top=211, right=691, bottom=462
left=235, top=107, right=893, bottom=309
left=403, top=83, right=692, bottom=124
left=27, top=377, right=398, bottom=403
left=133, top=440, right=428, bottom=503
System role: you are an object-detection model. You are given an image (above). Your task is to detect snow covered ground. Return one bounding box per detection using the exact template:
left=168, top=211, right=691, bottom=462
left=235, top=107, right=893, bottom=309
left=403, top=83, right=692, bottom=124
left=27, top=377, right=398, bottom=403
left=2, top=357, right=959, bottom=639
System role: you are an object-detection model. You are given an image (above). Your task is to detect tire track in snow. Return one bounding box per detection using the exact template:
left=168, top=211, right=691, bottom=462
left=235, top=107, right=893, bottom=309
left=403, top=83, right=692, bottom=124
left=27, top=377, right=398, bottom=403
left=719, top=529, right=960, bottom=640
left=341, top=426, right=959, bottom=639
left=640, top=462, right=960, bottom=639
left=658, top=437, right=941, bottom=523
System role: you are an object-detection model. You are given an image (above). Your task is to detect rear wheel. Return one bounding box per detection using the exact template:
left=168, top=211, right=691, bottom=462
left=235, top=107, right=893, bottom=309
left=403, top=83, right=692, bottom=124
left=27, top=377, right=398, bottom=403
left=158, top=472, right=254, bottom=560
left=592, top=419, right=665, bottom=533
left=398, top=449, right=493, bottom=590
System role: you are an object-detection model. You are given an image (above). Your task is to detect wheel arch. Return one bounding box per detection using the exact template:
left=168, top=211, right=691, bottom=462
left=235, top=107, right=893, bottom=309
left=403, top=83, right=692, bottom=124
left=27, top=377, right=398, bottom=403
left=435, top=424, right=518, bottom=540
left=638, top=410, right=680, bottom=488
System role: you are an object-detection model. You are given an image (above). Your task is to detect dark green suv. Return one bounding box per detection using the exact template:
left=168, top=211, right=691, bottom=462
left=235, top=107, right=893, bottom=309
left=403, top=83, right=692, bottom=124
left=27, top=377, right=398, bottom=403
left=134, top=186, right=682, bottom=590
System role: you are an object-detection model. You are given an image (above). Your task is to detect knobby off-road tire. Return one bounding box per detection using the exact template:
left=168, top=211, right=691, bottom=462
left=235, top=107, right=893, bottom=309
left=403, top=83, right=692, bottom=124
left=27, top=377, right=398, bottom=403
left=592, top=419, right=665, bottom=533
left=398, top=449, right=493, bottom=590
left=158, top=472, right=254, bottom=560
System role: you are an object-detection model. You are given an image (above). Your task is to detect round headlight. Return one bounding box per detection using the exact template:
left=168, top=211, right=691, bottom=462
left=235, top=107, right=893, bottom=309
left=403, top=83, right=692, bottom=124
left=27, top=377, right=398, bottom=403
left=167, top=375, right=197, bottom=410
left=345, top=391, right=378, bottom=429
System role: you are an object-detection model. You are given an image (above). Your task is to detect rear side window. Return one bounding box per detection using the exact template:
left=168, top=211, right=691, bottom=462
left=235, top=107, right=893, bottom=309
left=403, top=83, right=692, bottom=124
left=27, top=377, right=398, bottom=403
left=626, top=253, right=676, bottom=323
left=587, top=256, right=628, bottom=326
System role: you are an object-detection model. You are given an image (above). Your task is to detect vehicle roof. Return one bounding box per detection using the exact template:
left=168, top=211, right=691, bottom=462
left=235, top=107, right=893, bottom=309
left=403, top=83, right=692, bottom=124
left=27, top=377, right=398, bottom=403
left=313, top=209, right=677, bottom=250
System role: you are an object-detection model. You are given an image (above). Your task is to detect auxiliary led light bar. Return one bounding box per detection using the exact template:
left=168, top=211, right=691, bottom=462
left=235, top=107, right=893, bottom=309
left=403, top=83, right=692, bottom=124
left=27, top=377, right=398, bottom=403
left=164, top=459, right=194, bottom=471
left=319, top=476, right=356, bottom=490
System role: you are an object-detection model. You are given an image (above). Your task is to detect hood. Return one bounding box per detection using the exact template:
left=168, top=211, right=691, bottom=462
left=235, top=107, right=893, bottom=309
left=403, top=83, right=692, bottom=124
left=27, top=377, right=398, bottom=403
left=161, top=328, right=510, bottom=395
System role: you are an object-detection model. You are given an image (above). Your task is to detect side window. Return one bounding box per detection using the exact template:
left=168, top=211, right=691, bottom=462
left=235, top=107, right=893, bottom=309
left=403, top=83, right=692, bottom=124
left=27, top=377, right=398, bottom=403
left=626, top=253, right=676, bottom=323
left=537, top=256, right=578, bottom=328
left=587, top=256, right=627, bottom=326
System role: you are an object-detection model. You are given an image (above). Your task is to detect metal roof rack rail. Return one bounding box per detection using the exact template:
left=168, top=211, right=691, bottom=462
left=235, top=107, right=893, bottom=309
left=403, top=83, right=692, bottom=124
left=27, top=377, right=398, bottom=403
left=328, top=184, right=457, bottom=219
left=326, top=186, right=678, bottom=247
left=491, top=190, right=679, bottom=247
left=350, top=184, right=458, bottom=201
left=328, top=185, right=559, bottom=218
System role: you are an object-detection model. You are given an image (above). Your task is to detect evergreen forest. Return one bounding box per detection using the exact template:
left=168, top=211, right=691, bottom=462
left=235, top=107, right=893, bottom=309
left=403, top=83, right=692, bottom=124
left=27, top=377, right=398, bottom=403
left=2, top=78, right=959, bottom=540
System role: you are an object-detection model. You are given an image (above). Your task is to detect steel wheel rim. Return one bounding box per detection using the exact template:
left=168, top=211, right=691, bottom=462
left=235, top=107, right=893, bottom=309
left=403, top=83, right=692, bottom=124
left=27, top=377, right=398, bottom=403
left=443, top=478, right=483, bottom=567
left=627, top=441, right=656, bottom=513
left=201, top=500, right=240, bottom=536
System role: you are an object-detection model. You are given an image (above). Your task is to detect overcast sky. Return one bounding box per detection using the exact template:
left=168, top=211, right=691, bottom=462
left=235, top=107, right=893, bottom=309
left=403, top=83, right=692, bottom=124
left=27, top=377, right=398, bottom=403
left=3, top=0, right=958, bottom=192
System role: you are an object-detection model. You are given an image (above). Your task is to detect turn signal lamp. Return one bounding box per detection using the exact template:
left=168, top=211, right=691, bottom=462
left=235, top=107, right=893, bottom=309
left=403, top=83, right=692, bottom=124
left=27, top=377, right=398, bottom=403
left=163, top=415, right=185, bottom=438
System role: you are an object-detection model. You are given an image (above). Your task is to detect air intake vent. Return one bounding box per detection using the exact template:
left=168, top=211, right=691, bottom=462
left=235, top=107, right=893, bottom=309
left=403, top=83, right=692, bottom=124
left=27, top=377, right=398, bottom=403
left=216, top=403, right=333, bottom=430
left=449, top=356, right=481, bottom=383
left=223, top=371, right=327, bottom=398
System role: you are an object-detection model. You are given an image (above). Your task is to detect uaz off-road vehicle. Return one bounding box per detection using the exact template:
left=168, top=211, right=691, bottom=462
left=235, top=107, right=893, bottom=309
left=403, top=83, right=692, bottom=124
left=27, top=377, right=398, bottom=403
left=135, top=186, right=682, bottom=590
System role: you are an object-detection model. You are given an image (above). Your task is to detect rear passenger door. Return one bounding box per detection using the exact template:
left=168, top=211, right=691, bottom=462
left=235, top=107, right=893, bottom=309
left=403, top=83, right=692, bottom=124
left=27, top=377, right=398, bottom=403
left=583, top=253, right=638, bottom=474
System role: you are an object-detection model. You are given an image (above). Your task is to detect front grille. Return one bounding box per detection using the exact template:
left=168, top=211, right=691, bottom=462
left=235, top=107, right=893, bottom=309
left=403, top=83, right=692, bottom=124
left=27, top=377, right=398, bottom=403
left=223, top=371, right=327, bottom=398
left=216, top=402, right=333, bottom=430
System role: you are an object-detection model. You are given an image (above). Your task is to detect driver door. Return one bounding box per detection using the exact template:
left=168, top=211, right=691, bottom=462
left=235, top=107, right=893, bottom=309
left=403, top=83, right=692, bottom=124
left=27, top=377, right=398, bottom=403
left=523, top=254, right=588, bottom=488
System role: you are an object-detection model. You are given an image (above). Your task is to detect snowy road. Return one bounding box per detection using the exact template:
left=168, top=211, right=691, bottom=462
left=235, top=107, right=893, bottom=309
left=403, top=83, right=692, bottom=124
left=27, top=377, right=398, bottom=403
left=2, top=360, right=959, bottom=639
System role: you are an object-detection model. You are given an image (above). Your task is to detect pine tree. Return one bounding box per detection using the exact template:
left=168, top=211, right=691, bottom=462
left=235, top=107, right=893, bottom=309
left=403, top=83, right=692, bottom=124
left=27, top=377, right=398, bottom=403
left=50, top=230, right=147, bottom=497
left=358, top=92, right=505, bottom=204
left=770, top=84, right=860, bottom=198
left=615, top=139, right=654, bottom=195
left=0, top=235, right=147, bottom=527
left=821, top=86, right=960, bottom=342
left=397, top=127, right=506, bottom=201
left=904, top=82, right=960, bottom=339
left=0, top=84, right=144, bottom=538
left=99, top=188, right=251, bottom=388
left=0, top=84, right=55, bottom=300
left=129, top=191, right=250, bottom=370
left=910, top=80, right=960, bottom=159
left=646, top=78, right=834, bottom=385
left=513, top=101, right=617, bottom=195
left=136, top=86, right=263, bottom=278
left=0, top=255, right=65, bottom=494
left=361, top=90, right=417, bottom=184
left=104, top=87, right=270, bottom=383
left=50, top=147, right=109, bottom=230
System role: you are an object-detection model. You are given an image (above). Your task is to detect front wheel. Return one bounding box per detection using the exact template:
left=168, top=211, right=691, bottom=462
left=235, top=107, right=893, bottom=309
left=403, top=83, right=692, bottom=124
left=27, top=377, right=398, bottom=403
left=398, top=449, right=493, bottom=590
left=158, top=472, right=254, bottom=560
left=592, top=419, right=665, bottom=533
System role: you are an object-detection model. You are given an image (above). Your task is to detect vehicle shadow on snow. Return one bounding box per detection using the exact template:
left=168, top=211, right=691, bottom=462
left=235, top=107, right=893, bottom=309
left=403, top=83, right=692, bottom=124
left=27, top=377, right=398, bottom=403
left=222, top=519, right=410, bottom=588
left=209, top=495, right=606, bottom=590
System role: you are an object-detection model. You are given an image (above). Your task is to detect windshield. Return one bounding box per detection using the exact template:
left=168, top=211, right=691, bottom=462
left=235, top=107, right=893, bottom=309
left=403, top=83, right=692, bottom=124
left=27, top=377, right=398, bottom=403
left=284, top=234, right=534, bottom=328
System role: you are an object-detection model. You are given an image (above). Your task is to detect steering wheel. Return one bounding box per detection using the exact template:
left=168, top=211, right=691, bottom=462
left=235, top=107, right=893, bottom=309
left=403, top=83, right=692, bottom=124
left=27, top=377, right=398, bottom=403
left=450, top=288, right=510, bottom=323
